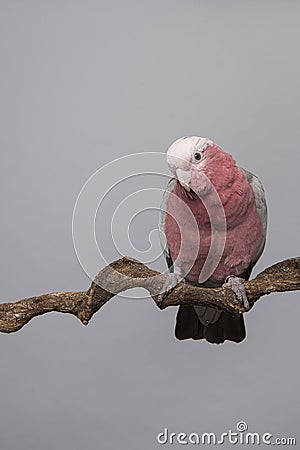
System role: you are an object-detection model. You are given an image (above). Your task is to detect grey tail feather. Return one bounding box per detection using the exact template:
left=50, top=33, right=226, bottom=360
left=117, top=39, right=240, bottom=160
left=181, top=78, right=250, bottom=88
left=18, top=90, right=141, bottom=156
left=175, top=305, right=246, bottom=344
left=164, top=253, right=248, bottom=344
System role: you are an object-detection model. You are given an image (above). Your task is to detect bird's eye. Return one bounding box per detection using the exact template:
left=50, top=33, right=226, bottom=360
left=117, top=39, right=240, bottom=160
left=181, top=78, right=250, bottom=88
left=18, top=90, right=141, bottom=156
left=193, top=151, right=202, bottom=162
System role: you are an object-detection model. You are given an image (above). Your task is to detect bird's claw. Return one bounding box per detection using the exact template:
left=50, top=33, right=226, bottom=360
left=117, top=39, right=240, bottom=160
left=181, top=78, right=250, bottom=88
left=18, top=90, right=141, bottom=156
left=157, top=272, right=182, bottom=306
left=223, top=276, right=249, bottom=310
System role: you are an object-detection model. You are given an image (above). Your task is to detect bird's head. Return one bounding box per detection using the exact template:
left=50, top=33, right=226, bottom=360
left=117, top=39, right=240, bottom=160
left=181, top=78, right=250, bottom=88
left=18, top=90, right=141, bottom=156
left=167, top=136, right=236, bottom=196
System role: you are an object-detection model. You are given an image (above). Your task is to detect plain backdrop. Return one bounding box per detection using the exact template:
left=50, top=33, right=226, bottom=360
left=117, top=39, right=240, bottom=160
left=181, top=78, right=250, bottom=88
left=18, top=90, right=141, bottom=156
left=0, top=1, right=299, bottom=449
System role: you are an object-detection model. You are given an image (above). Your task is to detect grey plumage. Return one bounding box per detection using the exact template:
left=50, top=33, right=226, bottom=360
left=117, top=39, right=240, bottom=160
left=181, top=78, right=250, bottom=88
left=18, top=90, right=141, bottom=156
left=242, top=169, right=268, bottom=265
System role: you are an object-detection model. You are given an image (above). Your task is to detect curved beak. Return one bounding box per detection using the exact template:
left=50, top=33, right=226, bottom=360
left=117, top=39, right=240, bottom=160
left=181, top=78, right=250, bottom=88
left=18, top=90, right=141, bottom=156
left=176, top=168, right=191, bottom=191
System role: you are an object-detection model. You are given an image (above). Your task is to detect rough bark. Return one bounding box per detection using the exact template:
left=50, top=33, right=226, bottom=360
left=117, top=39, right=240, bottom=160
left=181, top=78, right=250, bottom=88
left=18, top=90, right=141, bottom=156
left=0, top=257, right=299, bottom=334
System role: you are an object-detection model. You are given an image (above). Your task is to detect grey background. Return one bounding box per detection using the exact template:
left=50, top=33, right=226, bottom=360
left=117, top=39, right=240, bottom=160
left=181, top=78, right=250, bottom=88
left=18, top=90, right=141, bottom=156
left=1, top=1, right=300, bottom=449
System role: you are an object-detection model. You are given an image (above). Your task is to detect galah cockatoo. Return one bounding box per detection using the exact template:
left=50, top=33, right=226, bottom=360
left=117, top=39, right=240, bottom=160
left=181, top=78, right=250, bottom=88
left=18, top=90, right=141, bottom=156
left=159, top=136, right=267, bottom=344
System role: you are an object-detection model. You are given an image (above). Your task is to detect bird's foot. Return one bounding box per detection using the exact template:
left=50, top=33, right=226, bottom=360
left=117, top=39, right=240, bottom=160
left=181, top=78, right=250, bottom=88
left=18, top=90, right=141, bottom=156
left=223, top=276, right=249, bottom=310
left=157, top=272, right=183, bottom=306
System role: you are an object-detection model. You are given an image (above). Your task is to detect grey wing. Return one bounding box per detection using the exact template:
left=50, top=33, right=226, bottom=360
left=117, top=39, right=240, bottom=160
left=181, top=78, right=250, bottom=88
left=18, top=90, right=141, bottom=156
left=242, top=169, right=268, bottom=265
left=158, top=177, right=177, bottom=268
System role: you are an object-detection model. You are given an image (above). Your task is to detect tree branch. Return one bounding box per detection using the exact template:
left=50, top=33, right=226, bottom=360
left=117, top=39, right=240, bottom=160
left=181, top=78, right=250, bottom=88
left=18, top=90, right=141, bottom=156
left=0, top=257, right=299, bottom=334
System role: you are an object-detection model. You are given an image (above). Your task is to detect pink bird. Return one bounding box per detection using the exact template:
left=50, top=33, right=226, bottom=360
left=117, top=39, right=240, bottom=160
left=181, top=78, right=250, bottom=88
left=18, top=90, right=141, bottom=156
left=159, top=136, right=267, bottom=344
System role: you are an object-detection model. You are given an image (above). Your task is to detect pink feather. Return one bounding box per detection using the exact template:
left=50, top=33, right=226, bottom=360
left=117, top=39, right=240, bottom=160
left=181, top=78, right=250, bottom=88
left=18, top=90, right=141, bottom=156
left=165, top=143, right=263, bottom=283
